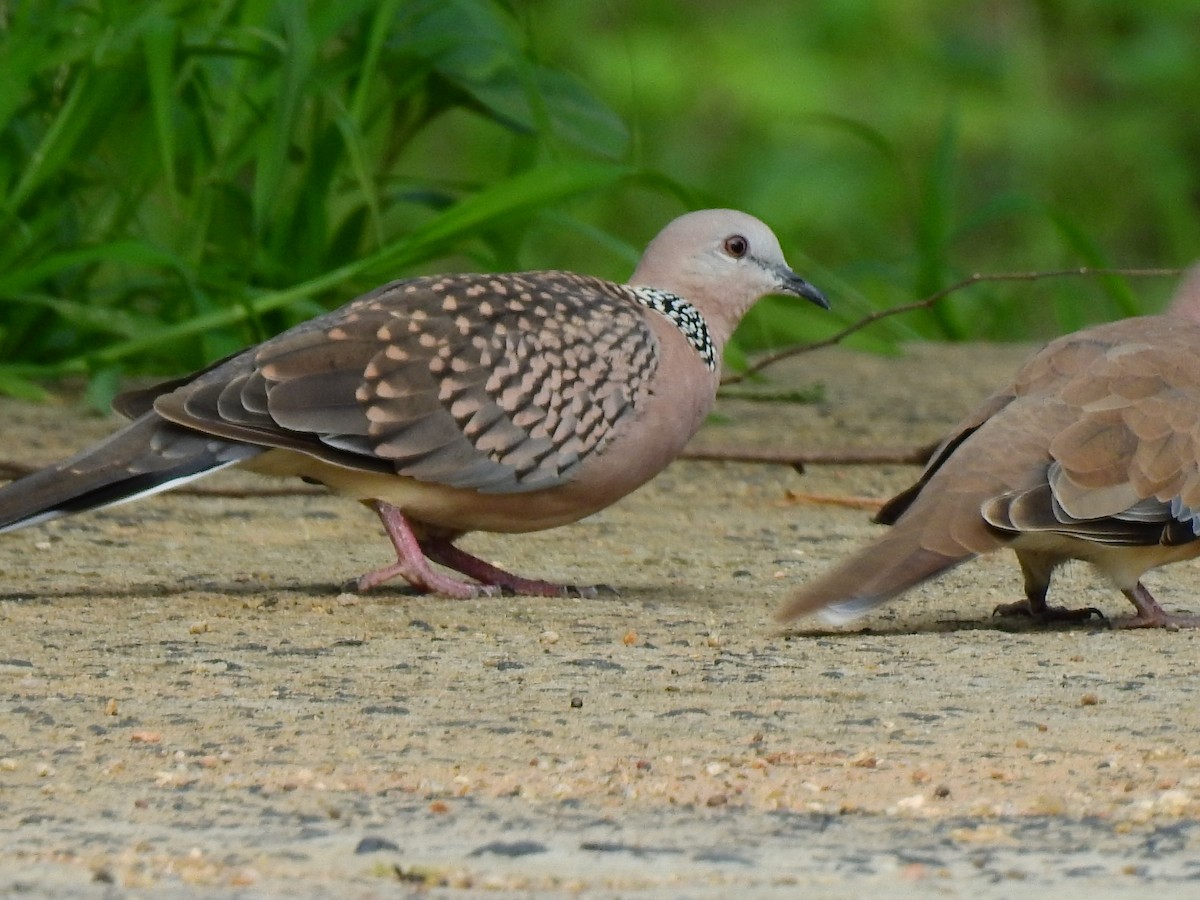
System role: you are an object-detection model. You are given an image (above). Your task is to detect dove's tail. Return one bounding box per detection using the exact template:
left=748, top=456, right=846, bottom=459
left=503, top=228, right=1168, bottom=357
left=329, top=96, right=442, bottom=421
left=0, top=413, right=259, bottom=533
left=775, top=527, right=974, bottom=625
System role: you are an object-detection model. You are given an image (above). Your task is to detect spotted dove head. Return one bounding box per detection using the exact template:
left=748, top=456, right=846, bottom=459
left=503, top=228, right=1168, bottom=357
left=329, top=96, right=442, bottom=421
left=629, top=208, right=828, bottom=346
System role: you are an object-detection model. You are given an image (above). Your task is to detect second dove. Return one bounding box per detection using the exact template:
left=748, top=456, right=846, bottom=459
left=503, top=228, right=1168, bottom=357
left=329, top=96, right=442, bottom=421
left=779, top=314, right=1200, bottom=630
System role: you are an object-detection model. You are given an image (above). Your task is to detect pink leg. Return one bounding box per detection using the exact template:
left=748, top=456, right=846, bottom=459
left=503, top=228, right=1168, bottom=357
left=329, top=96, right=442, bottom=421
left=359, top=501, right=498, bottom=599
left=1117, top=583, right=1200, bottom=630
left=423, top=538, right=600, bottom=598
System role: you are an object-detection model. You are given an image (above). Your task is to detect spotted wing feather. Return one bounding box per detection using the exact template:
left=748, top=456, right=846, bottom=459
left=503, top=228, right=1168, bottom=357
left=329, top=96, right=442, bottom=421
left=152, top=272, right=659, bottom=493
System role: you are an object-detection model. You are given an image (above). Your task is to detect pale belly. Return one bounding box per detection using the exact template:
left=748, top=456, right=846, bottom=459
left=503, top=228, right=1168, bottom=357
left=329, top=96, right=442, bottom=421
left=241, top=445, right=669, bottom=535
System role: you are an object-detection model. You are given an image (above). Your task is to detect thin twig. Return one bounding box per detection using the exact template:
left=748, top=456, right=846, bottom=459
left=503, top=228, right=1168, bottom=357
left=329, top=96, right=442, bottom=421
left=781, top=490, right=886, bottom=511
left=679, top=445, right=933, bottom=469
left=726, top=266, right=1183, bottom=384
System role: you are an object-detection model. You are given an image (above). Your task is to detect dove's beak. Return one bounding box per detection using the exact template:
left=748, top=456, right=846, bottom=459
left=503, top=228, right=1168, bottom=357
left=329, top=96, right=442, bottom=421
left=778, top=268, right=829, bottom=309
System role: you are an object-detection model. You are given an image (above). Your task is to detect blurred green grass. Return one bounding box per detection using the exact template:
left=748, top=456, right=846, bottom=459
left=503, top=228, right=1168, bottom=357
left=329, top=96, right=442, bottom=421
left=527, top=1, right=1200, bottom=349
left=1, top=0, right=1197, bottom=403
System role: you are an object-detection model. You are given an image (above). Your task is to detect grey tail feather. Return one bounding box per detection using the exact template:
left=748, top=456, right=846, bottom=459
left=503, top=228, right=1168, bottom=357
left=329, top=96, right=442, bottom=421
left=775, top=534, right=970, bottom=625
left=0, top=413, right=261, bottom=533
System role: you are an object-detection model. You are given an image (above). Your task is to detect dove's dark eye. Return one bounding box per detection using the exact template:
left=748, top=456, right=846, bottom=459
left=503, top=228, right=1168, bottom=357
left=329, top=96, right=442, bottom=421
left=723, top=235, right=749, bottom=258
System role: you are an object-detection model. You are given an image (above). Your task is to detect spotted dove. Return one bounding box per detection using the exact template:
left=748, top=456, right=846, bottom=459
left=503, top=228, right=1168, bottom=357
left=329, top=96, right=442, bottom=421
left=0, top=209, right=828, bottom=598
left=778, top=303, right=1200, bottom=630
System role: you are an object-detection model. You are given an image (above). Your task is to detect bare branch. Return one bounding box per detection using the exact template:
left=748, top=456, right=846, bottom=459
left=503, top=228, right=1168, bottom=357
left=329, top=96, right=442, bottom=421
left=725, top=266, right=1183, bottom=385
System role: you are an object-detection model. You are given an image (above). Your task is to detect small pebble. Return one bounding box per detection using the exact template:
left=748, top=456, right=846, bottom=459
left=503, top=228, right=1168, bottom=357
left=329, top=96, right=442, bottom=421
left=570, top=696, right=583, bottom=709
left=1158, top=790, right=1191, bottom=815
left=469, top=840, right=546, bottom=858
left=229, top=869, right=259, bottom=886
left=896, top=794, right=925, bottom=811
left=355, top=836, right=400, bottom=854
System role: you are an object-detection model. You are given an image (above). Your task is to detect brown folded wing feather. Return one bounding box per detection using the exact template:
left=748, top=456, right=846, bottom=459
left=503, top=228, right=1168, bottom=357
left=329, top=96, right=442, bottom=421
left=149, top=272, right=660, bottom=494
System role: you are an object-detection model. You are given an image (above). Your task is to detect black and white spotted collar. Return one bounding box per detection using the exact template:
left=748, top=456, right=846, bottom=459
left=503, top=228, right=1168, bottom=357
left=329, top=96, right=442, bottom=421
left=630, top=287, right=717, bottom=371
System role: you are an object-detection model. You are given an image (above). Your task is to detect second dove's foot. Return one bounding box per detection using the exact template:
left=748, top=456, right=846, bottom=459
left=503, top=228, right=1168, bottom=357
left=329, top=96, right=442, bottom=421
left=992, top=600, right=1106, bottom=624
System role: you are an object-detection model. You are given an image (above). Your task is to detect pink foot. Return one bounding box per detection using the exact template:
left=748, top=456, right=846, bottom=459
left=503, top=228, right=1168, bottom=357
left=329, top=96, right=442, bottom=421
left=423, top=539, right=601, bottom=598
left=360, top=501, right=600, bottom=599
left=359, top=501, right=497, bottom=598
left=1116, top=584, right=1200, bottom=630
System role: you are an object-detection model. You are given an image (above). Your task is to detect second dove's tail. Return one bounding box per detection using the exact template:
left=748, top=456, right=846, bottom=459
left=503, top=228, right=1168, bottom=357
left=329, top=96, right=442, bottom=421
left=0, top=413, right=260, bottom=533
left=775, top=529, right=972, bottom=625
